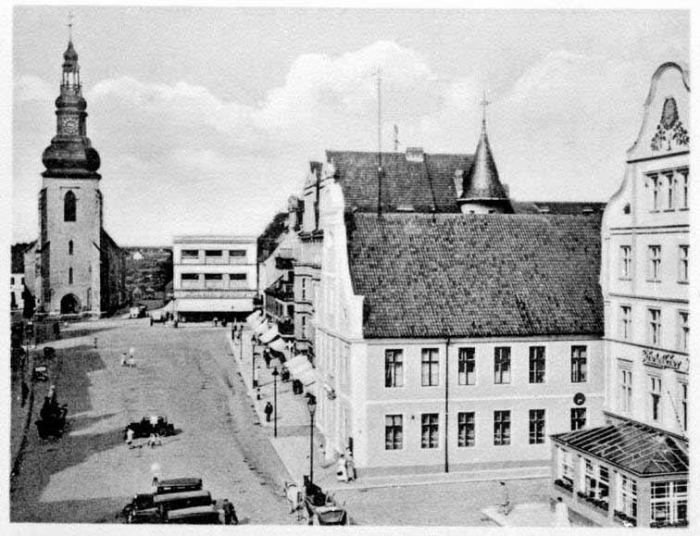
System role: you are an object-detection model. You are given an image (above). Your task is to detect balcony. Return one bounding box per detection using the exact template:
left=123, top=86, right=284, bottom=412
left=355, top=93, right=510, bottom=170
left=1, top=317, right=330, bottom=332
left=576, top=491, right=609, bottom=513
left=553, top=479, right=573, bottom=496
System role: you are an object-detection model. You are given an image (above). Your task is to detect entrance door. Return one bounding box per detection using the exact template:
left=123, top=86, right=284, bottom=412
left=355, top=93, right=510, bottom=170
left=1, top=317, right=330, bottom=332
left=60, top=294, right=81, bottom=314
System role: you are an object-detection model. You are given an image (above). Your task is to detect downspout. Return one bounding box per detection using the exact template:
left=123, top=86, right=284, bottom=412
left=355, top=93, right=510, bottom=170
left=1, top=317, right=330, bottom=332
left=445, top=336, right=451, bottom=473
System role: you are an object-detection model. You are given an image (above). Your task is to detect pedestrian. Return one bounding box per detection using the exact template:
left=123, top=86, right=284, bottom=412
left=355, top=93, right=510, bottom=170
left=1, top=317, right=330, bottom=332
left=150, top=316, right=154, bottom=326
left=21, top=381, right=29, bottom=407
left=129, top=347, right=135, bottom=360
left=127, top=354, right=136, bottom=367
left=53, top=322, right=61, bottom=340
left=263, top=350, right=271, bottom=369
left=264, top=401, right=273, bottom=422
left=125, top=427, right=135, bottom=448
left=222, top=498, right=238, bottom=525
left=121, top=352, right=127, bottom=366
left=336, top=454, right=348, bottom=483
left=148, top=433, right=161, bottom=448
left=554, top=497, right=570, bottom=527
left=213, top=316, right=218, bottom=327
left=253, top=366, right=259, bottom=388
left=345, top=449, right=356, bottom=481
left=256, top=387, right=261, bottom=401
left=499, top=481, right=511, bottom=516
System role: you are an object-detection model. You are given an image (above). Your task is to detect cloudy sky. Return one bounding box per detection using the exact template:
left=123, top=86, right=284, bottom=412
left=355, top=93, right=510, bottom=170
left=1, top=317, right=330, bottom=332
left=12, top=6, right=688, bottom=246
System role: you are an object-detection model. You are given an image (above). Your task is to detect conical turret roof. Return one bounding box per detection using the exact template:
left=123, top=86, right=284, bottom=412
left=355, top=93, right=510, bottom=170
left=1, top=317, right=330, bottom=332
left=461, top=119, right=508, bottom=200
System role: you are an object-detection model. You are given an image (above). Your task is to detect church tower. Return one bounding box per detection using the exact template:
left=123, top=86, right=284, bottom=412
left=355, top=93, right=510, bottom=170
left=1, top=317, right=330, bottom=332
left=37, top=35, right=103, bottom=315
left=457, top=96, right=513, bottom=214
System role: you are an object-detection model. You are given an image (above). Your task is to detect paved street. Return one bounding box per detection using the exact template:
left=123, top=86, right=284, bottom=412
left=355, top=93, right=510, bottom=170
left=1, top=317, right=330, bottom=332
left=10, top=318, right=295, bottom=524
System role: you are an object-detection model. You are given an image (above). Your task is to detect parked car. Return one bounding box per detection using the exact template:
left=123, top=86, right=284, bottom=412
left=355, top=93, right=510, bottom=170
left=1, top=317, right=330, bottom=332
left=155, top=490, right=212, bottom=516
left=124, top=415, right=176, bottom=439
left=122, top=493, right=159, bottom=524
left=123, top=490, right=212, bottom=524
left=155, top=477, right=203, bottom=495
left=165, top=505, right=221, bottom=525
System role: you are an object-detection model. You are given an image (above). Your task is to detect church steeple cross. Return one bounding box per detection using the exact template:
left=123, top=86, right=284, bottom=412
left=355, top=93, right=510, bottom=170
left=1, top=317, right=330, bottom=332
left=480, top=91, right=491, bottom=125
left=67, top=11, right=74, bottom=41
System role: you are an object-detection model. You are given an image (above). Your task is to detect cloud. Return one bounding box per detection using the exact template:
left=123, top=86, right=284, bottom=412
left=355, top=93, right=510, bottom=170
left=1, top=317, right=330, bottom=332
left=15, top=75, right=54, bottom=102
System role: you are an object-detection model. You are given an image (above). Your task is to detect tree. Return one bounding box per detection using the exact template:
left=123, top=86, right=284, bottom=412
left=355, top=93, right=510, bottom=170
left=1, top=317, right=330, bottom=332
left=257, top=211, right=288, bottom=262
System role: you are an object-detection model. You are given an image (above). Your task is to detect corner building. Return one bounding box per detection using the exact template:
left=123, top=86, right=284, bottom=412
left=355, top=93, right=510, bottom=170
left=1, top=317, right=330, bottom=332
left=24, top=39, right=125, bottom=315
left=551, top=62, right=689, bottom=528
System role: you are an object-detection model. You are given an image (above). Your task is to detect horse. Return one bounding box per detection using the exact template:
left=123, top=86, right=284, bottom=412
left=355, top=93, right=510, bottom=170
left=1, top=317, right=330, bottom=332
left=283, top=481, right=304, bottom=521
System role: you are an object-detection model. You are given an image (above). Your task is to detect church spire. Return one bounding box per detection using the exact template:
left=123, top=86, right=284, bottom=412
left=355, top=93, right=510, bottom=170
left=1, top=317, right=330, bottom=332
left=41, top=29, right=101, bottom=179
left=457, top=92, right=512, bottom=214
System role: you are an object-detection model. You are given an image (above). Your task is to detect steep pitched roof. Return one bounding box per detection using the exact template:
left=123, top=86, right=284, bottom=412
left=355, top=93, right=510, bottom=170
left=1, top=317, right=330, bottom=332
left=346, top=213, right=603, bottom=339
left=326, top=150, right=472, bottom=213
left=553, top=421, right=688, bottom=476
left=460, top=121, right=509, bottom=202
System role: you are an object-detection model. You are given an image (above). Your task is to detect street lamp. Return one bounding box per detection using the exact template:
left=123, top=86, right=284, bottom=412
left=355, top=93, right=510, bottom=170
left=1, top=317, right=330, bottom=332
left=307, top=393, right=317, bottom=486
left=272, top=367, right=279, bottom=437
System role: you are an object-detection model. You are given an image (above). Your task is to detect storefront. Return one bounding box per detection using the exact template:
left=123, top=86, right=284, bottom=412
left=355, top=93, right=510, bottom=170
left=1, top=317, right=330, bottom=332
left=551, top=420, right=688, bottom=528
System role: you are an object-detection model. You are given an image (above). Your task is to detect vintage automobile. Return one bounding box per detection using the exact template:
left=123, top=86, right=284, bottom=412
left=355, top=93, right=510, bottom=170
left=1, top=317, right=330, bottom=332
left=123, top=489, right=212, bottom=524
left=155, top=477, right=203, bottom=495
left=124, top=415, right=176, bottom=439
left=164, top=505, right=222, bottom=525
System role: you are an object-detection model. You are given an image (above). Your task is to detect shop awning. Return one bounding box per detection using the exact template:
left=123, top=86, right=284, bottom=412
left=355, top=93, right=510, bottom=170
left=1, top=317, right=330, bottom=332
left=246, top=310, right=263, bottom=328
left=253, top=321, right=270, bottom=336
left=286, top=354, right=319, bottom=386
left=260, top=325, right=280, bottom=344
left=269, top=338, right=287, bottom=353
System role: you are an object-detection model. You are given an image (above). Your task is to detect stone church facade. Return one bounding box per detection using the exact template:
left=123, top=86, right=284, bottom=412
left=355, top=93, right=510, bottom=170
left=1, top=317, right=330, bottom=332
left=23, top=38, right=126, bottom=316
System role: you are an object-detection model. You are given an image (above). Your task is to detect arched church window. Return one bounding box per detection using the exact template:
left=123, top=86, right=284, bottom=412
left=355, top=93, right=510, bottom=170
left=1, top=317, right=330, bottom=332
left=69, top=240, right=74, bottom=255
left=64, top=191, right=76, bottom=222
left=69, top=267, right=73, bottom=285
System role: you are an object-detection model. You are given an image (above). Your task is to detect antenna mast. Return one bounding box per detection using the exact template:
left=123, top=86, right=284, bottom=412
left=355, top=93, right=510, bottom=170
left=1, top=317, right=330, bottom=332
left=394, top=125, right=400, bottom=152
left=68, top=11, right=74, bottom=41
left=374, top=68, right=383, bottom=217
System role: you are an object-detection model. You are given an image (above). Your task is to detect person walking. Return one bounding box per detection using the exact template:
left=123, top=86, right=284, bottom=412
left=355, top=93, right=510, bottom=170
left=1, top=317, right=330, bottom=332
left=345, top=449, right=356, bottom=481
left=336, top=454, right=349, bottom=483
left=499, top=481, right=511, bottom=516
left=121, top=352, right=128, bottom=366
left=125, top=427, right=135, bottom=448
left=264, top=401, right=273, bottom=423
left=554, top=497, right=570, bottom=527
left=222, top=498, right=238, bottom=525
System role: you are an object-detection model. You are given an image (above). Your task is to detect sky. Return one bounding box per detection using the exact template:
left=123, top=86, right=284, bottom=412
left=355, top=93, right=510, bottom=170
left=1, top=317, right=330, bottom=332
left=11, top=6, right=689, bottom=246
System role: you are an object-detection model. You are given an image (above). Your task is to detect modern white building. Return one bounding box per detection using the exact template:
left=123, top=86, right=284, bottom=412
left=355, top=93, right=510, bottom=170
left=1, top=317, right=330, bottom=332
left=172, top=235, right=258, bottom=323
left=551, top=61, right=689, bottom=528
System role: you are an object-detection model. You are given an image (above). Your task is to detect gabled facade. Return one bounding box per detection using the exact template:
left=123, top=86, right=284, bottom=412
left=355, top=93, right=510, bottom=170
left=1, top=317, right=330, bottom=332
left=550, top=62, right=689, bottom=528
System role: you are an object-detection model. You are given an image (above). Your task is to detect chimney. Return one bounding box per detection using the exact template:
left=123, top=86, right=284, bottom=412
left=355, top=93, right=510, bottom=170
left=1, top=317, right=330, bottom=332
left=503, top=183, right=509, bottom=196
left=454, top=169, right=464, bottom=198
left=405, top=147, right=424, bottom=163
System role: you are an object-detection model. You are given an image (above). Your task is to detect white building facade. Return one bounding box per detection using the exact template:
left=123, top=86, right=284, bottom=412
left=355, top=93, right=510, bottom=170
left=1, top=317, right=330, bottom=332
left=173, top=235, right=258, bottom=322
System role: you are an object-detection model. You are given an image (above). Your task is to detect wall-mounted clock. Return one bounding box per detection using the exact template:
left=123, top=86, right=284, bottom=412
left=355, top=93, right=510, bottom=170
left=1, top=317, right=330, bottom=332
left=61, top=116, right=79, bottom=135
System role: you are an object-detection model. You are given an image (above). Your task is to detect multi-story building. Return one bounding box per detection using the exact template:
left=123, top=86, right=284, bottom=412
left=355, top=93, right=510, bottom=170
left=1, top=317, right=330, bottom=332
left=22, top=37, right=126, bottom=316
left=551, top=61, right=689, bottom=528
left=172, top=235, right=258, bottom=323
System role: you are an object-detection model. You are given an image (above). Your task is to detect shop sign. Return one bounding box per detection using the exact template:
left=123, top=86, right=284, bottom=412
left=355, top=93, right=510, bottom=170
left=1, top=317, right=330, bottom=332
left=642, top=349, right=688, bottom=372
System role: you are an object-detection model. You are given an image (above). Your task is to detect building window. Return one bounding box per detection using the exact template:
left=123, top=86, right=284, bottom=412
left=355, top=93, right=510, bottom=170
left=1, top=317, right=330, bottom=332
left=681, top=383, right=687, bottom=431
left=205, top=250, right=223, bottom=264
left=649, top=376, right=662, bottom=422
left=301, top=278, right=307, bottom=300
left=421, top=413, right=439, bottom=449
left=529, top=346, right=545, bottom=383
left=570, top=408, right=587, bottom=431
left=457, top=412, right=475, bottom=447
left=666, top=173, right=675, bottom=209
left=68, top=240, right=73, bottom=255
left=571, top=346, right=587, bottom=383
left=617, top=474, right=638, bottom=520
left=529, top=409, right=545, bottom=444
left=421, top=349, right=439, bottom=387
left=301, top=316, right=307, bottom=339
left=229, top=249, right=246, bottom=259
left=229, top=273, right=247, bottom=288
left=385, top=415, right=403, bottom=450
left=583, top=458, right=610, bottom=503
left=648, top=308, right=662, bottom=346
left=181, top=249, right=199, bottom=261
left=648, top=245, right=662, bottom=280
left=385, top=350, right=403, bottom=388
left=679, top=170, right=688, bottom=209
left=493, top=410, right=511, bottom=446
left=559, top=448, right=574, bottom=487
left=650, top=480, right=687, bottom=526
left=204, top=273, right=224, bottom=288
left=68, top=267, right=73, bottom=285
left=11, top=276, right=14, bottom=286
left=619, top=367, right=633, bottom=414
left=494, top=347, right=511, bottom=384
left=181, top=273, right=199, bottom=288
left=64, top=190, right=76, bottom=222
left=458, top=348, right=475, bottom=385
left=620, top=246, right=632, bottom=278
left=650, top=174, right=660, bottom=210
left=678, top=311, right=689, bottom=351
left=620, top=305, right=632, bottom=340
left=678, top=245, right=688, bottom=283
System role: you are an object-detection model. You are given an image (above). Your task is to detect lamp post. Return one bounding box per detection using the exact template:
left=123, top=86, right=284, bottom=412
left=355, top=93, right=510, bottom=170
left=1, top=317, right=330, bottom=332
left=272, top=367, right=279, bottom=437
left=307, top=394, right=317, bottom=486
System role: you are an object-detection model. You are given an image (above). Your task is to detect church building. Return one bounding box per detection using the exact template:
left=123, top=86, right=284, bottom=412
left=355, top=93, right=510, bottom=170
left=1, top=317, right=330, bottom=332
left=23, top=37, right=126, bottom=316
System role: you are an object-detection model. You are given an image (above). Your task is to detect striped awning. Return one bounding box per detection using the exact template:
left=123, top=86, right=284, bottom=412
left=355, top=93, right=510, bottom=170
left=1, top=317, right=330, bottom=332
left=260, top=325, right=280, bottom=344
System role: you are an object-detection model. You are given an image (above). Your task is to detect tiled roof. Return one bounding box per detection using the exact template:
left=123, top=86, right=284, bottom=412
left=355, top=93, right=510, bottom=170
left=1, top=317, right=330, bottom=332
left=347, top=213, right=603, bottom=339
left=326, top=150, right=472, bottom=213
left=513, top=201, right=607, bottom=215
left=552, top=421, right=688, bottom=476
